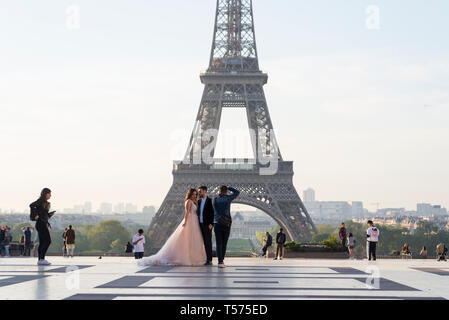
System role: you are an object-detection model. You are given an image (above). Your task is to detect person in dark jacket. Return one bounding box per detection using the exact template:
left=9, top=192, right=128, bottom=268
left=261, top=232, right=273, bottom=257
left=0, top=226, right=5, bottom=256
left=213, top=186, right=240, bottom=268
left=339, top=223, right=347, bottom=253
left=274, top=228, right=287, bottom=260
left=30, top=188, right=55, bottom=265
left=21, top=226, right=34, bottom=256
left=197, top=186, right=215, bottom=265
left=65, top=225, right=76, bottom=258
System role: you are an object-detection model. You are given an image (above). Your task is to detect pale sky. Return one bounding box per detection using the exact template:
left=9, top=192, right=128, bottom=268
left=1, top=0, right=448, bottom=212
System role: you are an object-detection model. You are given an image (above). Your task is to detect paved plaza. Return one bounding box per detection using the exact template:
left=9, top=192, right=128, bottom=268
left=0, top=257, right=448, bottom=300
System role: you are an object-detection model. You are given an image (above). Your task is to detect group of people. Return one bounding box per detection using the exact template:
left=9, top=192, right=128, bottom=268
left=62, top=225, right=76, bottom=258
left=259, top=229, right=287, bottom=260
left=25, top=185, right=242, bottom=267
left=402, top=244, right=448, bottom=261
left=138, top=185, right=240, bottom=268
left=339, top=221, right=379, bottom=261
left=20, top=187, right=449, bottom=265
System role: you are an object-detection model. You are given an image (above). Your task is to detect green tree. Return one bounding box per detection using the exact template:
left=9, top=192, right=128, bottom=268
left=87, top=220, right=131, bottom=252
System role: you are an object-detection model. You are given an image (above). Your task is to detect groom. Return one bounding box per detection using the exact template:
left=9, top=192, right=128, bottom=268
left=197, top=186, right=215, bottom=266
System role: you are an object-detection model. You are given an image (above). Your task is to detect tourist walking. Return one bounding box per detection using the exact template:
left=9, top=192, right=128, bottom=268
left=274, top=228, right=287, bottom=260
left=347, top=233, right=355, bottom=259
left=260, top=232, right=273, bottom=258
left=339, top=223, right=347, bottom=253
left=62, top=228, right=68, bottom=257
left=3, top=227, right=12, bottom=257
left=65, top=225, right=76, bottom=258
left=22, top=226, right=34, bottom=256
left=30, top=188, right=55, bottom=265
left=366, top=220, right=379, bottom=261
left=0, top=226, right=5, bottom=257
left=132, top=229, right=145, bottom=259
left=213, top=186, right=240, bottom=268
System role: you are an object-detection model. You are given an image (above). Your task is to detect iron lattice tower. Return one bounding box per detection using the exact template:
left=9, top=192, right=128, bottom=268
left=147, top=0, right=316, bottom=252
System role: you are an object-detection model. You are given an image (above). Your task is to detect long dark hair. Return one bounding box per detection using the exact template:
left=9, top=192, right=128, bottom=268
left=40, top=188, right=51, bottom=210
left=184, top=188, right=197, bottom=202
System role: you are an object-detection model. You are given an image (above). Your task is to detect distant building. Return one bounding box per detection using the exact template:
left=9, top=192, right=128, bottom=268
left=99, top=203, right=113, bottom=215
left=143, top=206, right=156, bottom=215
left=305, top=201, right=352, bottom=220
left=83, top=202, right=92, bottom=214
left=114, top=203, right=125, bottom=214
left=230, top=212, right=276, bottom=240
left=125, top=203, right=138, bottom=214
left=303, top=188, right=315, bottom=202
left=351, top=201, right=364, bottom=219
left=417, top=203, right=448, bottom=216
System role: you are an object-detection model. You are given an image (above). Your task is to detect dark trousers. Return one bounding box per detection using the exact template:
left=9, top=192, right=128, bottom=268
left=200, top=223, right=213, bottom=262
left=276, top=244, right=284, bottom=258
left=341, top=239, right=347, bottom=252
left=24, top=243, right=31, bottom=256
left=35, top=220, right=51, bottom=260
left=134, top=252, right=144, bottom=259
left=368, top=241, right=377, bottom=261
left=262, top=245, right=271, bottom=256
left=214, top=223, right=231, bottom=264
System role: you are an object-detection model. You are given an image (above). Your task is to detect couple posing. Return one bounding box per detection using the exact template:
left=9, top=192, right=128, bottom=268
left=139, top=185, right=240, bottom=268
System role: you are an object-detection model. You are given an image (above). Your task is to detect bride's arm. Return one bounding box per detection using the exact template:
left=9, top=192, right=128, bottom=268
left=183, top=200, right=192, bottom=227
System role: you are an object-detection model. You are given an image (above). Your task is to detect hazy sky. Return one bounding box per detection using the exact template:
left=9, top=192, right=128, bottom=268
left=1, top=0, right=448, bottom=212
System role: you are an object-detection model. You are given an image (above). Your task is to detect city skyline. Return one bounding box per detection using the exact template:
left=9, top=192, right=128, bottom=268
left=1, top=0, right=448, bottom=212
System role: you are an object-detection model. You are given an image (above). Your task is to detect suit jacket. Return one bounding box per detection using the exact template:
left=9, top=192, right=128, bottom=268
left=197, top=196, right=214, bottom=226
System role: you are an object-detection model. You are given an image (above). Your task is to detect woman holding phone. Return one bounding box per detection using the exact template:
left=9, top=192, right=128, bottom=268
left=30, top=188, right=55, bottom=265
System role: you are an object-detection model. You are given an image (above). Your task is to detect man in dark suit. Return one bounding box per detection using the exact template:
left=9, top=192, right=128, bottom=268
left=274, top=228, right=287, bottom=260
left=198, top=186, right=215, bottom=265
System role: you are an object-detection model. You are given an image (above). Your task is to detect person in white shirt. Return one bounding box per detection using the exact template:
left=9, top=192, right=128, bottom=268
left=366, top=220, right=379, bottom=261
left=132, top=229, right=145, bottom=259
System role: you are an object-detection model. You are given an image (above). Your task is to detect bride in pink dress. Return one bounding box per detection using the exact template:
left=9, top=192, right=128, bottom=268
left=138, top=188, right=206, bottom=266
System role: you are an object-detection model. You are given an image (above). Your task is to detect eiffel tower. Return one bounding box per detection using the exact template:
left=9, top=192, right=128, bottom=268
left=147, top=0, right=316, bottom=252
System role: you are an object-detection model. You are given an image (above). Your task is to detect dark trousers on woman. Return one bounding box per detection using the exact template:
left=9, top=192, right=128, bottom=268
left=35, top=220, right=51, bottom=260
left=214, top=223, right=231, bottom=264
left=200, top=223, right=213, bottom=263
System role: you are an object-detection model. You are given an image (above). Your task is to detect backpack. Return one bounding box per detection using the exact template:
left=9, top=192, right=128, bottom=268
left=29, top=201, right=38, bottom=221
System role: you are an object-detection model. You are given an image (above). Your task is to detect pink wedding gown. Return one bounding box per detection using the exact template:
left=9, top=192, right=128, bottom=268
left=138, top=200, right=206, bottom=266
